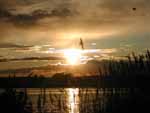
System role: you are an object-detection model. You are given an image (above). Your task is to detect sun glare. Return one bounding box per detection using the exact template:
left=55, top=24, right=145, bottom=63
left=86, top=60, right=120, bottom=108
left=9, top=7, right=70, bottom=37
left=64, top=49, right=82, bottom=65
left=67, top=88, right=79, bottom=113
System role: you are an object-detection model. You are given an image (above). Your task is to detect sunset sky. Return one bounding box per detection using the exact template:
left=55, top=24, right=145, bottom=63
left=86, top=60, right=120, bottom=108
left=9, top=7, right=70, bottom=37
left=0, top=0, right=150, bottom=62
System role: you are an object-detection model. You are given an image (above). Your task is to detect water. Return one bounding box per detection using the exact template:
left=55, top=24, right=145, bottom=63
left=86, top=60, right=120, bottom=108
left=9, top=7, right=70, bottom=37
left=67, top=88, right=79, bottom=113
left=0, top=88, right=131, bottom=113
left=25, top=88, right=79, bottom=113
left=21, top=88, right=130, bottom=113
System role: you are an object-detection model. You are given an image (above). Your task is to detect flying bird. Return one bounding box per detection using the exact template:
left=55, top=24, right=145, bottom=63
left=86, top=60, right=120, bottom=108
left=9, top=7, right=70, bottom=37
left=132, top=8, right=136, bottom=11
left=79, top=38, right=84, bottom=50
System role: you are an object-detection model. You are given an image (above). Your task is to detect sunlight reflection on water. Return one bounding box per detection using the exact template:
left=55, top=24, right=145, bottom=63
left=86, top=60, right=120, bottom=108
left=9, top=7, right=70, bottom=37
left=66, top=88, right=79, bottom=113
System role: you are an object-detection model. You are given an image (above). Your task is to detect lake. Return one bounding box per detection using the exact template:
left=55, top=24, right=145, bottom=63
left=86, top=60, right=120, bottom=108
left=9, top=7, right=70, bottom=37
left=2, top=88, right=130, bottom=113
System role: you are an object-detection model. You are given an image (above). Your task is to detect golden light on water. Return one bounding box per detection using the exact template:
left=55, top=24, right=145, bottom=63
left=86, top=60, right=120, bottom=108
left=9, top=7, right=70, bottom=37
left=67, top=88, right=79, bottom=113
left=64, top=49, right=82, bottom=65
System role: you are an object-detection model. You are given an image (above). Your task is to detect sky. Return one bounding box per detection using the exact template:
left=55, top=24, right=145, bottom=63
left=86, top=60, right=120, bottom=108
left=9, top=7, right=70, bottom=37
left=0, top=0, right=150, bottom=61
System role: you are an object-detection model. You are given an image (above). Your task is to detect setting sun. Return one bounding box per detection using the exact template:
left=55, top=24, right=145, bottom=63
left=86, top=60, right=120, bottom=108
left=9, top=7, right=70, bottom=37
left=64, top=49, right=82, bottom=65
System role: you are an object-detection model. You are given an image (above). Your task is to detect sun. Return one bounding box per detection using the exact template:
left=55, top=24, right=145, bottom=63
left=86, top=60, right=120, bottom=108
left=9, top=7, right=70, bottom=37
left=64, top=49, right=82, bottom=65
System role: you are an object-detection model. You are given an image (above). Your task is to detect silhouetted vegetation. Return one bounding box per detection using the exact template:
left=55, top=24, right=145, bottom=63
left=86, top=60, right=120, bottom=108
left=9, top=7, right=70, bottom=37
left=0, top=88, right=33, bottom=113
left=106, top=50, right=150, bottom=77
left=78, top=50, right=150, bottom=113
left=78, top=88, right=150, bottom=113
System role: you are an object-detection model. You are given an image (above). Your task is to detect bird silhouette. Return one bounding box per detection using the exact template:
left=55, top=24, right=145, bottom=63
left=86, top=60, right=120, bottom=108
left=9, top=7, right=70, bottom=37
left=79, top=38, right=84, bottom=50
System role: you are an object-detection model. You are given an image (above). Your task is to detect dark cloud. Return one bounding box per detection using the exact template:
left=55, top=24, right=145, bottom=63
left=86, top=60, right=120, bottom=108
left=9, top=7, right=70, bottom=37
left=0, top=8, right=12, bottom=20
left=0, top=6, right=77, bottom=27
left=2, top=0, right=148, bottom=28
left=32, top=7, right=76, bottom=18
left=0, top=42, right=32, bottom=48
left=10, top=14, right=37, bottom=27
left=50, top=8, right=74, bottom=17
left=0, top=56, right=64, bottom=62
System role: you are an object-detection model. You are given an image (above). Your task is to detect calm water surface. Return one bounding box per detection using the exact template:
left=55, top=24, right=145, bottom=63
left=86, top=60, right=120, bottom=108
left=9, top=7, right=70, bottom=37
left=13, top=88, right=130, bottom=113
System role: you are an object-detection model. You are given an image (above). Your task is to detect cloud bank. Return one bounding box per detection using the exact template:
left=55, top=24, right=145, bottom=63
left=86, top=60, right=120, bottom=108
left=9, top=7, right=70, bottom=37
left=0, top=0, right=150, bottom=49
